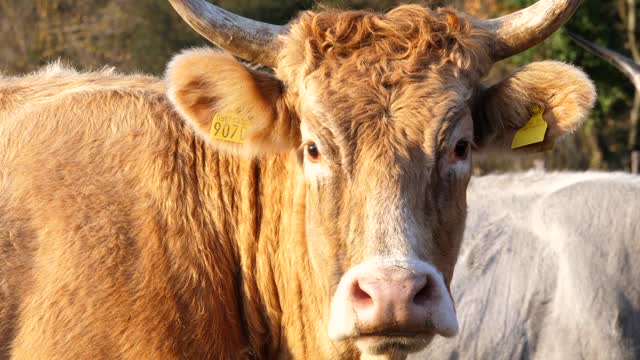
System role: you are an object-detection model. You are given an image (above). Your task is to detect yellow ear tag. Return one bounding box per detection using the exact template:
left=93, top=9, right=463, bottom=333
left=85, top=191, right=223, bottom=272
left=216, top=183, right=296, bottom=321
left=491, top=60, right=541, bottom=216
left=210, top=112, right=248, bottom=144
left=511, top=105, right=548, bottom=149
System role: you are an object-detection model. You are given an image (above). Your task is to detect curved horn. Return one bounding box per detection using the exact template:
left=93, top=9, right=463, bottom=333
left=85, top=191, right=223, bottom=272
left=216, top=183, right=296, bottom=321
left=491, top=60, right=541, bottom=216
left=478, top=0, right=582, bottom=61
left=568, top=31, right=640, bottom=89
left=168, top=0, right=287, bottom=67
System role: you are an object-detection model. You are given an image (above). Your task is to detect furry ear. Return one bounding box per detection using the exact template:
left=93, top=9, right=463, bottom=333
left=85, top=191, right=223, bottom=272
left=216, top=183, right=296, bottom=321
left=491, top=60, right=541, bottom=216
left=166, top=48, right=300, bottom=156
left=474, top=61, right=596, bottom=152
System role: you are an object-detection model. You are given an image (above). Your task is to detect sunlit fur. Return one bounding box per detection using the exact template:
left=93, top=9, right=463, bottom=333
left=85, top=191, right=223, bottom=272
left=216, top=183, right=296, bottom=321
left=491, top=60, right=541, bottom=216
left=278, top=5, right=493, bottom=88
left=0, top=4, right=595, bottom=360
left=474, top=61, right=597, bottom=150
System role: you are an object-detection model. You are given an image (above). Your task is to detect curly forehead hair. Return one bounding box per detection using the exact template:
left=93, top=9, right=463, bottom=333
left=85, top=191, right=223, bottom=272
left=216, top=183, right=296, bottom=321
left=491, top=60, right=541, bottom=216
left=278, top=5, right=494, bottom=80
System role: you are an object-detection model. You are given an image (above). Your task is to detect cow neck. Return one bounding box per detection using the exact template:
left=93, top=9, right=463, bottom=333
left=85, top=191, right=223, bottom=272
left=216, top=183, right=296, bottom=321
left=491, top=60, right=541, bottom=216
left=150, top=132, right=251, bottom=357
left=171, top=139, right=347, bottom=358
left=229, top=151, right=344, bottom=358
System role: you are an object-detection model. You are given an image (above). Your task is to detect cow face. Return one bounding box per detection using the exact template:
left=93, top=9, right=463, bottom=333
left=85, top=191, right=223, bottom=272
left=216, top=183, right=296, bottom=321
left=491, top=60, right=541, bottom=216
left=167, top=3, right=595, bottom=358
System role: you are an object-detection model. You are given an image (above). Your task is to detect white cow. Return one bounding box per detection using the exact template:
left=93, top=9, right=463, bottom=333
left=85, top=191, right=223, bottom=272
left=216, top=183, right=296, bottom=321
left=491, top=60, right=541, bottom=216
left=414, top=171, right=640, bottom=360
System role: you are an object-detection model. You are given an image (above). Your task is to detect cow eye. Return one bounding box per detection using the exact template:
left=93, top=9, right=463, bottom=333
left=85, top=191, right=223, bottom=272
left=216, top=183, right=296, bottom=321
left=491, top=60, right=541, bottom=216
left=453, top=139, right=469, bottom=159
left=305, top=142, right=321, bottom=162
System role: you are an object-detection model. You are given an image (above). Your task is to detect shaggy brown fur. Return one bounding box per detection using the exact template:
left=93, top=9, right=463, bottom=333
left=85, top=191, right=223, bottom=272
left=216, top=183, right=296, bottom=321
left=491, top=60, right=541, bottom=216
left=0, top=5, right=594, bottom=360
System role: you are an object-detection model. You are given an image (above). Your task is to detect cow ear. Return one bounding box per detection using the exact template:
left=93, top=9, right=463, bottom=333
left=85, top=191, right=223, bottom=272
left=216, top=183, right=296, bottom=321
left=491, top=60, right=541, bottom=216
left=473, top=61, right=596, bottom=152
left=166, top=48, right=300, bottom=156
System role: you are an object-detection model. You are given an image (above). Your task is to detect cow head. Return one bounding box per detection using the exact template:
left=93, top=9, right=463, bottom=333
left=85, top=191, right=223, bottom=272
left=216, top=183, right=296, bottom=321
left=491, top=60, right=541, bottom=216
left=166, top=0, right=595, bottom=357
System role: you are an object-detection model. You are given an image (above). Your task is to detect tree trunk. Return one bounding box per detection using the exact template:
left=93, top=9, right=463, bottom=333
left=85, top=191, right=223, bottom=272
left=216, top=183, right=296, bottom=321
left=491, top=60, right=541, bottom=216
left=626, top=0, right=640, bottom=61
left=629, top=91, right=640, bottom=173
left=623, top=0, right=640, bottom=173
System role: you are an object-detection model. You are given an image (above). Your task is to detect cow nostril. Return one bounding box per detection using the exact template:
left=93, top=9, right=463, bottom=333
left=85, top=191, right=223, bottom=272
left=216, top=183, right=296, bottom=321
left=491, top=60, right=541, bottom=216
left=413, top=277, right=432, bottom=305
left=351, top=281, right=374, bottom=307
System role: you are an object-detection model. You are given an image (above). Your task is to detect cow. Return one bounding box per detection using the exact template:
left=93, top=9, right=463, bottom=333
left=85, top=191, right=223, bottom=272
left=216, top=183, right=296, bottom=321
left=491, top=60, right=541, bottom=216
left=413, top=171, right=640, bottom=360
left=0, top=0, right=595, bottom=359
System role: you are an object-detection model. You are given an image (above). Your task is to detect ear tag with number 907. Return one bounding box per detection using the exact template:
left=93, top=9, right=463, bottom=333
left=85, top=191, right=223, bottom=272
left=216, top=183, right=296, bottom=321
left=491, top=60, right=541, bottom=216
left=210, top=112, right=249, bottom=144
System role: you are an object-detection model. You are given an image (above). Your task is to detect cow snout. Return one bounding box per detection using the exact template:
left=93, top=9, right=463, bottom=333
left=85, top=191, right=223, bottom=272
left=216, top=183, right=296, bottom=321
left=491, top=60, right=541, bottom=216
left=351, top=270, right=431, bottom=331
left=328, top=260, right=458, bottom=345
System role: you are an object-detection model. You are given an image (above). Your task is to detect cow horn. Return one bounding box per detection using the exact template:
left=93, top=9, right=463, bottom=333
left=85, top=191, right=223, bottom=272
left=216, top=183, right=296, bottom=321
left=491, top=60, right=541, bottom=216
left=568, top=31, right=640, bottom=88
left=478, top=0, right=582, bottom=61
left=168, top=0, right=287, bottom=67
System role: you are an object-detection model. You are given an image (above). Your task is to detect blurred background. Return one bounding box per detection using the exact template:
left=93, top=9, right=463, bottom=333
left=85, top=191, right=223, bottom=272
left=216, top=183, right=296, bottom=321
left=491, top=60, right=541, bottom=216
left=0, top=0, right=637, bottom=173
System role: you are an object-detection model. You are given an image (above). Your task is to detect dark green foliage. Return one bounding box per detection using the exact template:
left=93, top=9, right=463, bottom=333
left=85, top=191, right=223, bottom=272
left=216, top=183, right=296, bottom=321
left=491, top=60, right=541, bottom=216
left=211, top=0, right=314, bottom=24
left=124, top=0, right=207, bottom=74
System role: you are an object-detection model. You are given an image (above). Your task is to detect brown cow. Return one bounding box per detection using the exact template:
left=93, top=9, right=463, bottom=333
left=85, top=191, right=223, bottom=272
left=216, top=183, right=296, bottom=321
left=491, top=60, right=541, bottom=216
left=0, top=0, right=595, bottom=359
